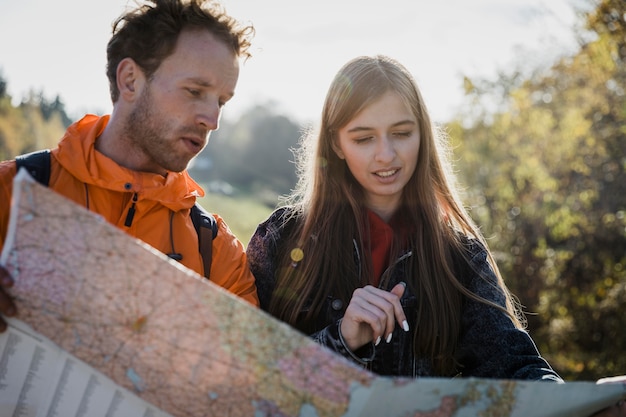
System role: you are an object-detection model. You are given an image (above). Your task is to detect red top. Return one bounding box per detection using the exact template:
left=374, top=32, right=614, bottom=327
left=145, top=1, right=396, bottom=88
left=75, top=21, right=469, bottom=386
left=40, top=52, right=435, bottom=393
left=364, top=209, right=412, bottom=287
left=365, top=210, right=394, bottom=287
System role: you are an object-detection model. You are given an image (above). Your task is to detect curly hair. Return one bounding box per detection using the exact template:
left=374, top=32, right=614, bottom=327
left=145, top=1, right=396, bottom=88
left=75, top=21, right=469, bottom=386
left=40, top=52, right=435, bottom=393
left=106, top=0, right=254, bottom=102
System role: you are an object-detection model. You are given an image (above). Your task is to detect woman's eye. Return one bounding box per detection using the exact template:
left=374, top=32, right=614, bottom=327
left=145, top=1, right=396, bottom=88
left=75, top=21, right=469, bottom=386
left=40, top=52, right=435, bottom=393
left=187, top=88, right=201, bottom=97
left=394, top=131, right=412, bottom=137
left=354, top=136, right=372, bottom=144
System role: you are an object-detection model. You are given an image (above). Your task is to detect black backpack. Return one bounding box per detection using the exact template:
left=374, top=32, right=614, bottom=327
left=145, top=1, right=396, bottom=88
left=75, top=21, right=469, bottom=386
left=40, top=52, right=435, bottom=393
left=15, top=149, right=217, bottom=280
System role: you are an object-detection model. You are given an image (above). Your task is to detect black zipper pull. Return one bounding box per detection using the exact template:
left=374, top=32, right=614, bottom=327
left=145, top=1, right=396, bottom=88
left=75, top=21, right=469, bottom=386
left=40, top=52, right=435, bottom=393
left=124, top=192, right=138, bottom=227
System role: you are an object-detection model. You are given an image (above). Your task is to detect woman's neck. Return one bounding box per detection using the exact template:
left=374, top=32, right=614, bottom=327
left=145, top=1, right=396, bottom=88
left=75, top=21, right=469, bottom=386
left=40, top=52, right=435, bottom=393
left=366, top=200, right=400, bottom=223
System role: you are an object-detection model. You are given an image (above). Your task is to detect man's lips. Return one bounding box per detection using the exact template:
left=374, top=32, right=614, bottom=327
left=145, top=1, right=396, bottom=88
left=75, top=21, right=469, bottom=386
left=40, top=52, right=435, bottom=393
left=182, top=136, right=205, bottom=153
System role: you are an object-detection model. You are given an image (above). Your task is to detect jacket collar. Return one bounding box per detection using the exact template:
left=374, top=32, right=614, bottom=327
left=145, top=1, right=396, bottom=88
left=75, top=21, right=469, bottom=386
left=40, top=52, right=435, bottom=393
left=55, top=114, right=203, bottom=212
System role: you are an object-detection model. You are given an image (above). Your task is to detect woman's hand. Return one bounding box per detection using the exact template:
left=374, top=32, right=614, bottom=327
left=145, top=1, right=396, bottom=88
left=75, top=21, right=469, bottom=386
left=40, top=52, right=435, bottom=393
left=339, top=282, right=409, bottom=351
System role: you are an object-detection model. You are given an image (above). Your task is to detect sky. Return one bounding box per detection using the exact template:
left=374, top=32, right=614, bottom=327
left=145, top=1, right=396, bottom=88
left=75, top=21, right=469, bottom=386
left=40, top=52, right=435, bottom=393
left=0, top=0, right=590, bottom=125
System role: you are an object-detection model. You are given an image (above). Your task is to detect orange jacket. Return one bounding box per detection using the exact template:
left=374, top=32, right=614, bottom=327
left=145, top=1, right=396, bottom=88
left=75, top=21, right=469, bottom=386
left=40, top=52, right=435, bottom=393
left=0, top=115, right=258, bottom=306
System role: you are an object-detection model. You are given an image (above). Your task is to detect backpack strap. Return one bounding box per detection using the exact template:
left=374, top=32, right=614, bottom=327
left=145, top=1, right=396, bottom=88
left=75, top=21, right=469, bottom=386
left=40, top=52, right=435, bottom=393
left=190, top=203, right=218, bottom=281
left=14, top=149, right=218, bottom=280
left=15, top=149, right=51, bottom=186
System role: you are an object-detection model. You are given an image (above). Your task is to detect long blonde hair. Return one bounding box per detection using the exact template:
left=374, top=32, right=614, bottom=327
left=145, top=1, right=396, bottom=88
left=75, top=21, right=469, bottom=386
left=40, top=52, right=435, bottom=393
left=270, top=55, right=523, bottom=375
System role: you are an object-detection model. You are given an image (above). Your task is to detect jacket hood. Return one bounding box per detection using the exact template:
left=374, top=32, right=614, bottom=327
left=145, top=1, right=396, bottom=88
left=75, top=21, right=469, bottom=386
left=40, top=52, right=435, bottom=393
left=55, top=114, right=204, bottom=212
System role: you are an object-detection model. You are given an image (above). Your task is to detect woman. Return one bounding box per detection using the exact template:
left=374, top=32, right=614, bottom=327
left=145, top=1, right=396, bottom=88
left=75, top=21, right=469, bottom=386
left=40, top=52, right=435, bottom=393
left=248, top=54, right=626, bottom=414
left=247, top=54, right=563, bottom=381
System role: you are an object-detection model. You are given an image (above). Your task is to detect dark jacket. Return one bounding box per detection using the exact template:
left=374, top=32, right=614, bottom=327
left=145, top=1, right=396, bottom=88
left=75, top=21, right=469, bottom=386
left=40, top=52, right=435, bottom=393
left=247, top=207, right=563, bottom=381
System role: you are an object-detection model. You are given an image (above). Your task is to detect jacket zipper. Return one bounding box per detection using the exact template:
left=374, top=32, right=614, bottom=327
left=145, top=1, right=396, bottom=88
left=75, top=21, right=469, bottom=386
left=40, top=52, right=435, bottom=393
left=353, top=240, right=414, bottom=374
left=378, top=250, right=413, bottom=289
left=352, top=239, right=362, bottom=282
left=124, top=192, right=138, bottom=227
left=352, top=238, right=413, bottom=288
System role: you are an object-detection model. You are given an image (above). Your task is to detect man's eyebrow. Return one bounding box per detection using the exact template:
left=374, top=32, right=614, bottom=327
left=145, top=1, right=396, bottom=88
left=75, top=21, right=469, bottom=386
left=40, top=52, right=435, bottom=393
left=185, top=78, right=235, bottom=100
left=186, top=77, right=212, bottom=87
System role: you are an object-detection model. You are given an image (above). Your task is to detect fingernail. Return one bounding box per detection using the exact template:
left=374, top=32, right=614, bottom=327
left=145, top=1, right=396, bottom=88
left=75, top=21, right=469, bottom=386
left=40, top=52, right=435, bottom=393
left=386, top=333, right=393, bottom=343
left=375, top=336, right=381, bottom=346
left=402, top=320, right=409, bottom=332
left=399, top=281, right=406, bottom=288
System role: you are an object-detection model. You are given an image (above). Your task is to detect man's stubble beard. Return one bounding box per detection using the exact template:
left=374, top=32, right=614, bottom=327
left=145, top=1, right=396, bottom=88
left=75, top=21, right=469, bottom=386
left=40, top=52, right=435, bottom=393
left=125, top=85, right=190, bottom=174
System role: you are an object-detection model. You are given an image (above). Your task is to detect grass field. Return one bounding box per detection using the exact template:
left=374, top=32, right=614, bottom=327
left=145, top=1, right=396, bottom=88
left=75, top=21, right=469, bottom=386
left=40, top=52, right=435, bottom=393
left=196, top=192, right=276, bottom=248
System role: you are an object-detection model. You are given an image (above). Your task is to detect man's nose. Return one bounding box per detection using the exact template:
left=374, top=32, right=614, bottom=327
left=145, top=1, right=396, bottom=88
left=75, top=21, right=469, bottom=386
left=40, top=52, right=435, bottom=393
left=196, top=100, right=220, bottom=131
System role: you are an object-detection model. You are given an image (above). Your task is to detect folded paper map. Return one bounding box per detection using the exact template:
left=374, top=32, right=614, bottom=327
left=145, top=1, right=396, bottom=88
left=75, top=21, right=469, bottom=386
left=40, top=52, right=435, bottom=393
left=1, top=170, right=624, bottom=417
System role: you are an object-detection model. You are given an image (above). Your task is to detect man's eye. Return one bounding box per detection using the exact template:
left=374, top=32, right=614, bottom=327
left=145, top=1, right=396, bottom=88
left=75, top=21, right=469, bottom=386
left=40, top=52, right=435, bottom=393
left=187, top=88, right=201, bottom=97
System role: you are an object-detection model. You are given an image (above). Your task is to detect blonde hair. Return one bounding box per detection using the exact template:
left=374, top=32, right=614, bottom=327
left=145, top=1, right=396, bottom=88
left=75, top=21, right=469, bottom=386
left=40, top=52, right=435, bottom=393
left=272, top=55, right=523, bottom=375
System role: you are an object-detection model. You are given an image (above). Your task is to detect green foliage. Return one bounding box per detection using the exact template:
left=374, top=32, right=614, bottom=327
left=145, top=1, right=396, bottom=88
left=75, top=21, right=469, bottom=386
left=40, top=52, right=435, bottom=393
left=196, top=191, right=274, bottom=248
left=2, top=1, right=624, bottom=382
left=0, top=72, right=6, bottom=98
left=452, top=0, right=626, bottom=380
left=0, top=76, right=73, bottom=160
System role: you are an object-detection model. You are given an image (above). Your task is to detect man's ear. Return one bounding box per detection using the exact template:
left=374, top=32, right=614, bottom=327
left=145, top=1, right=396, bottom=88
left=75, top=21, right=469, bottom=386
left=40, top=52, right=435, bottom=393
left=117, top=57, right=145, bottom=100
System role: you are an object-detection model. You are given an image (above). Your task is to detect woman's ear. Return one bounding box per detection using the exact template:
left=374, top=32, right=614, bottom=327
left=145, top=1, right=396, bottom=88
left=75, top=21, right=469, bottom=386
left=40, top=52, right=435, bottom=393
left=331, top=141, right=345, bottom=159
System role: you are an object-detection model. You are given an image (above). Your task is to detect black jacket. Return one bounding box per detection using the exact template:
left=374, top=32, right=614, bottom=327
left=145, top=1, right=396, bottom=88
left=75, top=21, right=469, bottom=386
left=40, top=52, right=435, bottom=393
left=247, top=207, right=562, bottom=381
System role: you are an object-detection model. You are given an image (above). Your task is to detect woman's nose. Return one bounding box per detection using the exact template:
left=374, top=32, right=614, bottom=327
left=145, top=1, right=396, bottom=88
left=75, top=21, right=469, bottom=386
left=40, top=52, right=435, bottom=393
left=375, top=137, right=396, bottom=162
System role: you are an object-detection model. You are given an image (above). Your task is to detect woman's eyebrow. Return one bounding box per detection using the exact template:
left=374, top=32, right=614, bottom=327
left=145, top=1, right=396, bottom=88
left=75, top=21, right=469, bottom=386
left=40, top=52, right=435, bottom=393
left=346, top=120, right=416, bottom=133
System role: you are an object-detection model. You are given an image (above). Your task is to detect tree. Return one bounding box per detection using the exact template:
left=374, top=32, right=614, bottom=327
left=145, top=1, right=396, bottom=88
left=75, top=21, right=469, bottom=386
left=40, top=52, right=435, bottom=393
left=0, top=71, right=7, bottom=99
left=0, top=86, right=71, bottom=160
left=35, top=93, right=72, bottom=127
left=450, top=0, right=626, bottom=380
left=191, top=103, right=300, bottom=203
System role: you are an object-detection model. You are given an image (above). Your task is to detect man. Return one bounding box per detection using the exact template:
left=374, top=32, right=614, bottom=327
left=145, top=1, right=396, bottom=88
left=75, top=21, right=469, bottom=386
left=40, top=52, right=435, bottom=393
left=0, top=0, right=259, bottom=332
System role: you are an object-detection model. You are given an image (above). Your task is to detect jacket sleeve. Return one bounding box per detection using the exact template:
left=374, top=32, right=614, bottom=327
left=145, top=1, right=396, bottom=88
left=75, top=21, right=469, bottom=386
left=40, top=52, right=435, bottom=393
left=246, top=207, right=290, bottom=310
left=311, top=321, right=375, bottom=367
left=209, top=214, right=259, bottom=307
left=0, top=161, right=17, bottom=254
left=456, top=241, right=563, bottom=381
left=248, top=210, right=374, bottom=367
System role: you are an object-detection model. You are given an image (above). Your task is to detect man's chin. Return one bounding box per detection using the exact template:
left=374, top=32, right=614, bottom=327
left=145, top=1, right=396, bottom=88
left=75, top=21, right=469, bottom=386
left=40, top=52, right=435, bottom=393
left=161, top=159, right=191, bottom=174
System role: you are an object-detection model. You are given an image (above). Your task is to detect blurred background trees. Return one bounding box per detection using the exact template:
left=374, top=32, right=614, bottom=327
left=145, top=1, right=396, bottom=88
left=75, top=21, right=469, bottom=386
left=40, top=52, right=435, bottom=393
left=189, top=103, right=300, bottom=206
left=0, top=73, right=70, bottom=161
left=0, top=0, right=623, bottom=381
left=449, top=0, right=625, bottom=380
